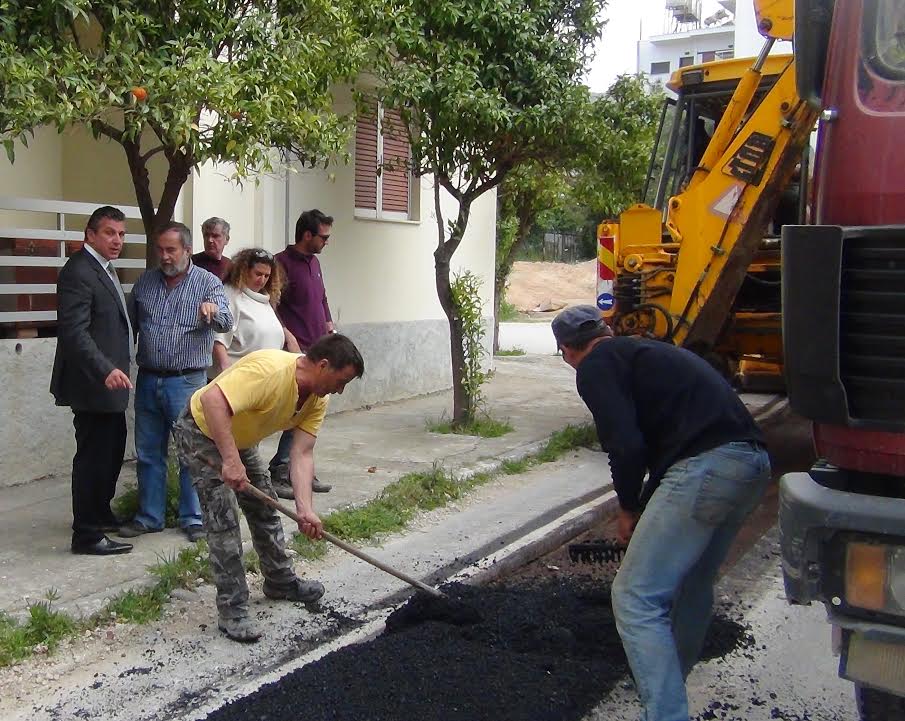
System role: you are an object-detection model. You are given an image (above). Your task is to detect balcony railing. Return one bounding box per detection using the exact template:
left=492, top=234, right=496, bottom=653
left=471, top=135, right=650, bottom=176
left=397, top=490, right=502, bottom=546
left=0, top=197, right=147, bottom=338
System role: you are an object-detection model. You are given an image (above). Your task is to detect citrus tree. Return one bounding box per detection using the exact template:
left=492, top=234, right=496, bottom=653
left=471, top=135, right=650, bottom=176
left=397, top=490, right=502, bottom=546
left=0, top=0, right=366, bottom=254
left=368, top=0, right=606, bottom=426
left=494, top=74, right=664, bottom=347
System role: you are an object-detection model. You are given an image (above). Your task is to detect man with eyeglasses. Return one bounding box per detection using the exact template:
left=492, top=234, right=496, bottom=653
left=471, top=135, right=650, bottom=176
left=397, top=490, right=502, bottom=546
left=270, top=209, right=336, bottom=497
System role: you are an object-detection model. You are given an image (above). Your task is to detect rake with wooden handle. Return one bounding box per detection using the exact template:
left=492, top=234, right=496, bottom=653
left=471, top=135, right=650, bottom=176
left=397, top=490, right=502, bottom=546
left=242, top=483, right=445, bottom=599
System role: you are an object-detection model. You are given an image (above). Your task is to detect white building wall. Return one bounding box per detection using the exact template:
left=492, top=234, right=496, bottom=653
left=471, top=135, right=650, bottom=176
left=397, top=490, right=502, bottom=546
left=638, top=26, right=736, bottom=86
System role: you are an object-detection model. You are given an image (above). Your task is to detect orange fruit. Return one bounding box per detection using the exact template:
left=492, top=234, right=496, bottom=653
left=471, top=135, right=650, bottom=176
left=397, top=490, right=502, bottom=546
left=131, top=86, right=148, bottom=102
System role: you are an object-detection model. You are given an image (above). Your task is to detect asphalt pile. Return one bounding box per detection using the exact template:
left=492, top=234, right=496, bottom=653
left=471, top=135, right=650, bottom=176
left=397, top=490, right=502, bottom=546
left=205, top=578, right=753, bottom=721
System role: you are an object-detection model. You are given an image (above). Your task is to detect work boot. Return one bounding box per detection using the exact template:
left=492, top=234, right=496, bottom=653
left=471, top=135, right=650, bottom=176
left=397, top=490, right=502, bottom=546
left=263, top=577, right=325, bottom=604
left=269, top=463, right=294, bottom=499
left=217, top=615, right=262, bottom=644
left=269, top=466, right=331, bottom=498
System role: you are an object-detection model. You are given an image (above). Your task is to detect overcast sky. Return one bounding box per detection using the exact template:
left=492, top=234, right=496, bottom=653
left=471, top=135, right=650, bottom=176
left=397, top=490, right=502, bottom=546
left=585, top=0, right=726, bottom=93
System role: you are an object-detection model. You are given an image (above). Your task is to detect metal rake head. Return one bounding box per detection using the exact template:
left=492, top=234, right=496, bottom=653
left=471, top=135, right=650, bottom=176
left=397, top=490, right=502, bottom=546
left=568, top=539, right=627, bottom=565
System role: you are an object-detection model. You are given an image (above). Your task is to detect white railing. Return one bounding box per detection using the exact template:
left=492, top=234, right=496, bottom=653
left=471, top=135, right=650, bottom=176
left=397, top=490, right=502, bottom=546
left=0, top=197, right=147, bottom=331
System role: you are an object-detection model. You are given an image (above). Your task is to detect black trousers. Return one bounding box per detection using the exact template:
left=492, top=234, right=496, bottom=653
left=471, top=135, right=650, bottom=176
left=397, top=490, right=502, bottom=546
left=71, top=411, right=127, bottom=545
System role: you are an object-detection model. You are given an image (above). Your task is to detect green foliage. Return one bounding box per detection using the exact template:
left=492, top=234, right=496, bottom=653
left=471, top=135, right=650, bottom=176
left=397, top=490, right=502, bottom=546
left=0, top=0, right=367, bottom=237
left=428, top=414, right=513, bottom=437
left=366, top=0, right=605, bottom=424
left=113, top=459, right=180, bottom=527
left=497, top=299, right=520, bottom=322
left=450, top=270, right=488, bottom=423
left=495, top=74, right=664, bottom=298
left=495, top=347, right=525, bottom=357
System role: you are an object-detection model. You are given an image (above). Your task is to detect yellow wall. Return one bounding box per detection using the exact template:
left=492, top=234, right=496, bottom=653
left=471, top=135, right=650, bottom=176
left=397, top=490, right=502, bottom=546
left=0, top=127, right=64, bottom=228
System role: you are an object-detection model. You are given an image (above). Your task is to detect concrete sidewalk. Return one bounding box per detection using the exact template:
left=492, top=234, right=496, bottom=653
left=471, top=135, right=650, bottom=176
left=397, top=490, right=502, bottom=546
left=0, top=355, right=592, bottom=619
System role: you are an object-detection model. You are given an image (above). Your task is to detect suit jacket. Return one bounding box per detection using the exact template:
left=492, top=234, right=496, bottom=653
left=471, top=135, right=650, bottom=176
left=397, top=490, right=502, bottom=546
left=50, top=249, right=132, bottom=413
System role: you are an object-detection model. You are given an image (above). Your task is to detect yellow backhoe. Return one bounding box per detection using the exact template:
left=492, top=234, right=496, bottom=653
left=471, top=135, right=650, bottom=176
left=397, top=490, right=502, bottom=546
left=597, top=0, right=818, bottom=386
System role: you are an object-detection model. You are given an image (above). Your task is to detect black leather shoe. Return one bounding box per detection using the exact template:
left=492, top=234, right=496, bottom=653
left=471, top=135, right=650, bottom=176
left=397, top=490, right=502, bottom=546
left=71, top=536, right=133, bottom=556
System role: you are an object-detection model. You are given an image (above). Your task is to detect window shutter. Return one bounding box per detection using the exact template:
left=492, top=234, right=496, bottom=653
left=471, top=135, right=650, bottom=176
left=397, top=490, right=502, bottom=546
left=380, top=108, right=410, bottom=214
left=354, top=104, right=378, bottom=211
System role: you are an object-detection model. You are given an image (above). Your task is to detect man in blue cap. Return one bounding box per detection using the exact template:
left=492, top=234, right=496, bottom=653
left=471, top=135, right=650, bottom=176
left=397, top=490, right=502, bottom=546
left=552, top=305, right=770, bottom=721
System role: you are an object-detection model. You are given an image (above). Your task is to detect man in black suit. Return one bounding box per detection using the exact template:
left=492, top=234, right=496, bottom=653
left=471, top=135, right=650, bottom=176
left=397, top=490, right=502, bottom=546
left=51, top=206, right=135, bottom=555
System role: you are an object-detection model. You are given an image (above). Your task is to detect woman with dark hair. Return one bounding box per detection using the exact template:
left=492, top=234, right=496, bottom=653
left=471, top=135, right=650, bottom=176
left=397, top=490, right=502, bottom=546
left=212, top=248, right=299, bottom=374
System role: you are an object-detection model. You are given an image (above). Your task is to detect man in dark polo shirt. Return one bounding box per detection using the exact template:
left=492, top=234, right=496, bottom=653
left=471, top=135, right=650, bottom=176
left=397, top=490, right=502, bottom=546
left=270, top=209, right=335, bottom=496
left=191, top=217, right=232, bottom=280
left=552, top=305, right=770, bottom=721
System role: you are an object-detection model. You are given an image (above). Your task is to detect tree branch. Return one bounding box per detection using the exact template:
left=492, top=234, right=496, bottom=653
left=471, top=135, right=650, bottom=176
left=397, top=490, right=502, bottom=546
left=140, top=145, right=166, bottom=163
left=91, top=120, right=124, bottom=144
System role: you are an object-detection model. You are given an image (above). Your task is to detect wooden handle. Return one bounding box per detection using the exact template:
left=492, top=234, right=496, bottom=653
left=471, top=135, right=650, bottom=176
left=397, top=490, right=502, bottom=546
left=242, top=483, right=444, bottom=599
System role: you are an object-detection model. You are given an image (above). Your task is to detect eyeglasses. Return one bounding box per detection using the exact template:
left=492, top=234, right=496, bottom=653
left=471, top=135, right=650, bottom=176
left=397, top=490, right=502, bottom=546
left=251, top=248, right=273, bottom=260
left=314, top=233, right=330, bottom=242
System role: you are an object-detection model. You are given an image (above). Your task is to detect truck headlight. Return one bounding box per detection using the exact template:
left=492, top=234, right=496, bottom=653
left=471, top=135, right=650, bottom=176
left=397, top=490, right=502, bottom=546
left=845, top=542, right=905, bottom=616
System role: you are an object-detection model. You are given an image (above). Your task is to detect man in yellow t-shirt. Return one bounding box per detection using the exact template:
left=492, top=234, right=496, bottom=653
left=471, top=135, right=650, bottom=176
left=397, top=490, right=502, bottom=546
left=173, top=334, right=364, bottom=643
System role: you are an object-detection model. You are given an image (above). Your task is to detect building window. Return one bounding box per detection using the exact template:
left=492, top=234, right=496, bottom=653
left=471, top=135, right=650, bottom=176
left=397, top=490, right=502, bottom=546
left=699, top=50, right=716, bottom=63
left=650, top=61, right=671, bottom=75
left=354, top=100, right=417, bottom=221
left=679, top=56, right=694, bottom=67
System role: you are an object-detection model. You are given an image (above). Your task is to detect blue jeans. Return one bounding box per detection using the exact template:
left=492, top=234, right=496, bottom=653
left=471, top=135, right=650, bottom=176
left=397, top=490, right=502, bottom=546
left=611, top=441, right=771, bottom=721
left=134, top=370, right=207, bottom=530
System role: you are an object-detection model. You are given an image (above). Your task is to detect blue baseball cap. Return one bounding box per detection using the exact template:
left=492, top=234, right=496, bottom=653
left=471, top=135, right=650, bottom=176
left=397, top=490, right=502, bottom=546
left=552, top=305, right=609, bottom=349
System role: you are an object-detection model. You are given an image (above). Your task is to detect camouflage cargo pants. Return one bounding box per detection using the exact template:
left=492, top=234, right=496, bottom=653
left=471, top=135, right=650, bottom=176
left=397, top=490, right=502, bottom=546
left=173, top=408, right=296, bottom=620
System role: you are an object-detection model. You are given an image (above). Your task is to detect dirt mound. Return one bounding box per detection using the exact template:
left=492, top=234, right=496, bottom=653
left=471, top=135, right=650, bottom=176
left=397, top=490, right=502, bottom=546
left=505, top=260, right=597, bottom=313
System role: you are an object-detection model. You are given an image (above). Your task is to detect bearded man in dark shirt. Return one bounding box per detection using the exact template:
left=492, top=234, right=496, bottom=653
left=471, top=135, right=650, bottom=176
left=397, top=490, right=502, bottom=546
left=552, top=305, right=770, bottom=721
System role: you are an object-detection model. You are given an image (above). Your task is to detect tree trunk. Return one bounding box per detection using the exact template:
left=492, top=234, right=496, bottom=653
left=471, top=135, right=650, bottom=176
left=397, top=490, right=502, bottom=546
left=122, top=139, right=157, bottom=264
left=492, top=273, right=505, bottom=353
left=122, top=141, right=192, bottom=264
left=433, top=181, right=473, bottom=426
left=493, top=209, right=532, bottom=353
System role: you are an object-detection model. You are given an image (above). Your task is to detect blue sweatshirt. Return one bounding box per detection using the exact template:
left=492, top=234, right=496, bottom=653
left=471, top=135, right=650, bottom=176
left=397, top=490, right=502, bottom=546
left=575, top=337, right=764, bottom=511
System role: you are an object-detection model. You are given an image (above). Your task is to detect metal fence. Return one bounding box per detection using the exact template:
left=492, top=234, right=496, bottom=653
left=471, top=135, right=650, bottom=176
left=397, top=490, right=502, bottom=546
left=0, top=196, right=147, bottom=338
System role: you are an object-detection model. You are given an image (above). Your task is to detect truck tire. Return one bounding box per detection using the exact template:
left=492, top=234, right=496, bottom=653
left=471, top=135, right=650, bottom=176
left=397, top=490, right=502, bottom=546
left=856, top=684, right=905, bottom=720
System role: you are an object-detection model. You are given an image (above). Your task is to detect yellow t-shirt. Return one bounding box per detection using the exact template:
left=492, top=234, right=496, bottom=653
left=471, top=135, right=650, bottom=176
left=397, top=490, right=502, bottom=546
left=190, top=349, right=328, bottom=450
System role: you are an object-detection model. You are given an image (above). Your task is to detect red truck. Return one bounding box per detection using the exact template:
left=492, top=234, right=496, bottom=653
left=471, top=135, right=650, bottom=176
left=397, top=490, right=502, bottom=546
left=779, top=0, right=905, bottom=718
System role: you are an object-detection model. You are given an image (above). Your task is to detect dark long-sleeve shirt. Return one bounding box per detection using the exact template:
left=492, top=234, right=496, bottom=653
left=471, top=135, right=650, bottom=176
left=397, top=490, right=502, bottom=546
left=191, top=251, right=232, bottom=281
left=275, top=245, right=332, bottom=349
left=575, top=337, right=763, bottom=512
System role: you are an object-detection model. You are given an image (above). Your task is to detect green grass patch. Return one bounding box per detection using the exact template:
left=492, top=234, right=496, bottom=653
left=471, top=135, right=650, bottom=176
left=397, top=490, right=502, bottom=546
left=0, top=592, right=80, bottom=667
left=1, top=422, right=597, bottom=670
left=114, top=459, right=181, bottom=528
left=498, top=299, right=520, bottom=322
left=96, top=544, right=212, bottom=626
left=243, top=550, right=261, bottom=574
left=289, top=535, right=329, bottom=561
left=427, top=414, right=514, bottom=438
left=495, top=347, right=526, bottom=357
left=294, top=425, right=595, bottom=550
left=101, top=586, right=169, bottom=625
